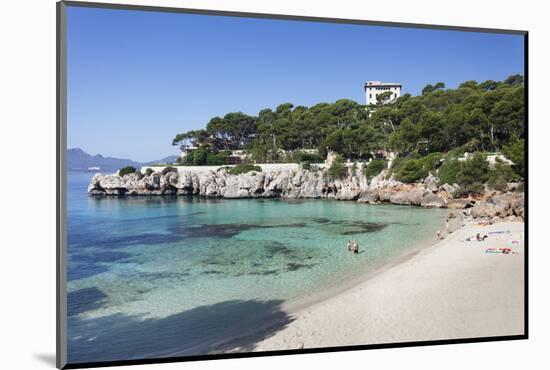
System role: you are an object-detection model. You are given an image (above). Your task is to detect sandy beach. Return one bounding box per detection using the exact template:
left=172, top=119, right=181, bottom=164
left=253, top=220, right=525, bottom=351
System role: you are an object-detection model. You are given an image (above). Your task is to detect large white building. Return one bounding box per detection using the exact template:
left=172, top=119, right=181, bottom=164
left=365, top=81, right=402, bottom=105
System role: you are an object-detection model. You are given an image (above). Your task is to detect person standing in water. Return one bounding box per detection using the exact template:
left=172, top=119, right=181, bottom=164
left=347, top=240, right=352, bottom=251
left=353, top=240, right=359, bottom=254
left=446, top=219, right=451, bottom=235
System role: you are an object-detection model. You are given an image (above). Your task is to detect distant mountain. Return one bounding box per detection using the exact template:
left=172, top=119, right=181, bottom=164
left=142, top=155, right=179, bottom=166
left=67, top=148, right=178, bottom=173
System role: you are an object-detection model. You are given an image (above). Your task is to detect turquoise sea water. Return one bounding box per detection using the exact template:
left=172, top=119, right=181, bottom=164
left=66, top=172, right=448, bottom=363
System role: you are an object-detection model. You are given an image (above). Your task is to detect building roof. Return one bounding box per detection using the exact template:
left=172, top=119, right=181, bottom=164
left=364, top=81, right=402, bottom=89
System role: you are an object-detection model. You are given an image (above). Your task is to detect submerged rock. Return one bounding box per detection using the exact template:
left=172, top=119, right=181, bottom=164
left=357, top=190, right=379, bottom=204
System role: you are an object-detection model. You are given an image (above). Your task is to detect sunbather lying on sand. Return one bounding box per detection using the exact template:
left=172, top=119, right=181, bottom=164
left=476, top=233, right=488, bottom=241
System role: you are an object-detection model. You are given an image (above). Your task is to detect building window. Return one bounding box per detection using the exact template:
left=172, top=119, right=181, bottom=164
left=369, top=94, right=372, bottom=99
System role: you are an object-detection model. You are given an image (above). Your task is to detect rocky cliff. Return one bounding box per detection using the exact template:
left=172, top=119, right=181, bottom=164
left=88, top=167, right=524, bottom=221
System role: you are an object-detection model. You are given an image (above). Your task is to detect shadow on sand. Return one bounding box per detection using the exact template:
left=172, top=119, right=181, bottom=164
left=68, top=299, right=293, bottom=364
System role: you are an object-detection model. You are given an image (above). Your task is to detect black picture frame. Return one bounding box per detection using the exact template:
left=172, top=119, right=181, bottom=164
left=56, top=1, right=529, bottom=368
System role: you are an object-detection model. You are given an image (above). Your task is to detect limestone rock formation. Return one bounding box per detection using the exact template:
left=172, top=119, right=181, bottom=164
left=87, top=166, right=523, bottom=220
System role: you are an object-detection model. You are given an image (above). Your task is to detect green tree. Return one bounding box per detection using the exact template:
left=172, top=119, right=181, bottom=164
left=389, top=119, right=420, bottom=154
left=459, top=80, right=478, bottom=89
left=119, top=166, right=137, bottom=177
left=327, top=155, right=348, bottom=179
left=228, top=164, right=262, bottom=175
left=505, top=74, right=524, bottom=86
left=488, top=158, right=517, bottom=191
left=363, top=159, right=387, bottom=180
left=171, top=76, right=525, bottom=179
left=422, top=82, right=445, bottom=95
left=206, top=112, right=257, bottom=150
left=376, top=91, right=394, bottom=105
left=395, top=159, right=426, bottom=183
left=502, top=138, right=525, bottom=178
left=457, top=153, right=489, bottom=194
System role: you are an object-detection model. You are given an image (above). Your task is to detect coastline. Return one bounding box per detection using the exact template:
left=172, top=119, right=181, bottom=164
left=215, top=220, right=525, bottom=353
left=280, top=211, right=462, bottom=314
left=86, top=167, right=525, bottom=224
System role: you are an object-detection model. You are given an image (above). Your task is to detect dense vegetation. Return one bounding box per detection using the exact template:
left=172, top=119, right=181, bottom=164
left=227, top=164, right=262, bottom=175
left=161, top=166, right=177, bottom=175
left=118, top=166, right=137, bottom=177
left=176, top=146, right=230, bottom=166
left=170, top=75, right=525, bottom=192
left=363, top=159, right=387, bottom=180
left=327, top=155, right=348, bottom=179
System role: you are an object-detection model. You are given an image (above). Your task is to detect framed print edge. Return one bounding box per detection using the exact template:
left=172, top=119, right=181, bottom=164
left=57, top=1, right=68, bottom=368
left=56, top=1, right=529, bottom=369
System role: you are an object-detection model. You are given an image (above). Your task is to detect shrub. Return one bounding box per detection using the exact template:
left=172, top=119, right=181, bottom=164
left=438, top=152, right=497, bottom=195
left=293, top=152, right=324, bottom=164
left=421, top=152, right=443, bottom=172
left=487, top=173, right=508, bottom=192
left=192, top=147, right=208, bottom=165
left=301, top=161, right=311, bottom=170
left=228, top=164, right=262, bottom=175
left=456, top=152, right=489, bottom=194
left=438, top=159, right=461, bottom=185
left=446, top=147, right=465, bottom=159
left=363, top=159, right=387, bottom=180
left=390, top=156, right=405, bottom=176
left=327, top=155, right=348, bottom=179
left=502, top=138, right=525, bottom=178
left=488, top=158, right=517, bottom=191
left=118, top=166, right=137, bottom=177
left=145, top=168, right=154, bottom=176
left=392, top=152, right=443, bottom=183
left=218, top=166, right=232, bottom=172
left=395, top=159, right=428, bottom=183
left=179, top=147, right=230, bottom=166
left=161, top=166, right=177, bottom=175
left=206, top=153, right=225, bottom=165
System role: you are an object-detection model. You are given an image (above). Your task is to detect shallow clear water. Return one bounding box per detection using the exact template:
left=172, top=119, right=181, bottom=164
left=66, top=172, right=448, bottom=363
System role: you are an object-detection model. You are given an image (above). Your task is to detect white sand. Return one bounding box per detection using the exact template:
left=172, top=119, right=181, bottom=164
left=254, top=221, right=525, bottom=351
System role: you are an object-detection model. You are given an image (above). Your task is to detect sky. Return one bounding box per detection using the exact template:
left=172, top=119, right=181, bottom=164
left=67, top=6, right=525, bottom=162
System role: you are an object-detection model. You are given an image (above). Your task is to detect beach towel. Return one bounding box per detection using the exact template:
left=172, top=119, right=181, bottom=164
left=485, top=248, right=514, bottom=254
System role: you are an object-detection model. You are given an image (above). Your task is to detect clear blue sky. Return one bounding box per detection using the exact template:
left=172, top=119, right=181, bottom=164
left=67, top=6, right=525, bottom=162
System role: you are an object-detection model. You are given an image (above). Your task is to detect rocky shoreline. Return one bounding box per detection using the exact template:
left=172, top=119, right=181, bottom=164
left=87, top=167, right=524, bottom=222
